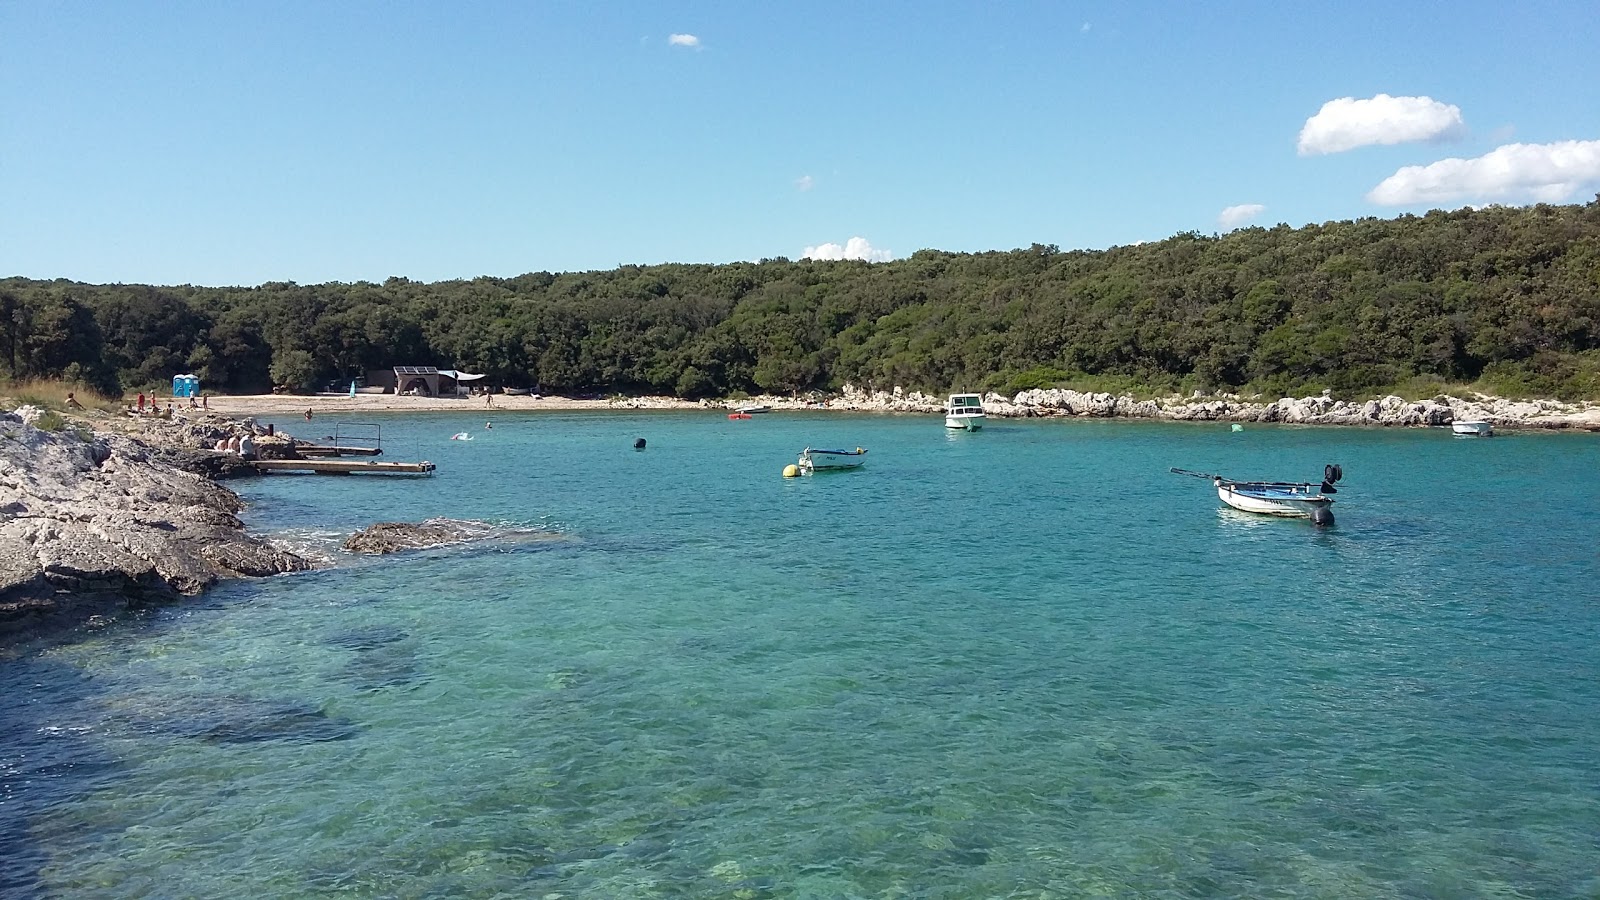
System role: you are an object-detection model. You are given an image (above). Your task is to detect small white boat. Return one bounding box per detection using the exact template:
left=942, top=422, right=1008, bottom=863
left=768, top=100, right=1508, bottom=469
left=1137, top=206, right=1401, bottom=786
left=1452, top=420, right=1493, bottom=437
left=945, top=393, right=986, bottom=430
left=1172, top=465, right=1343, bottom=524
left=1214, top=479, right=1333, bottom=518
left=798, top=447, right=867, bottom=472
left=736, top=404, right=772, bottom=414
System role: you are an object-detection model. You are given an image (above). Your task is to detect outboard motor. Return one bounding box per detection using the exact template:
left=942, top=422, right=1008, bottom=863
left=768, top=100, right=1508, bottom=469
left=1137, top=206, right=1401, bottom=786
left=1320, top=463, right=1343, bottom=494
left=1310, top=507, right=1335, bottom=527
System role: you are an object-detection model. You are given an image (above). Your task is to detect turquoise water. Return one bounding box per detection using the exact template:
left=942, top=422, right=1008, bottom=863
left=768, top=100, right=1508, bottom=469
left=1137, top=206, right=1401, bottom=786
left=4, top=412, right=1600, bottom=898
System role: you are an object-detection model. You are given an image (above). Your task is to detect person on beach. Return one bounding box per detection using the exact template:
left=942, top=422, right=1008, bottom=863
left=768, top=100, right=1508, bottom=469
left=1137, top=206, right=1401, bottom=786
left=201, top=394, right=208, bottom=409
left=485, top=393, right=494, bottom=407
left=304, top=408, right=313, bottom=421
left=65, top=392, right=83, bottom=409
left=136, top=392, right=145, bottom=414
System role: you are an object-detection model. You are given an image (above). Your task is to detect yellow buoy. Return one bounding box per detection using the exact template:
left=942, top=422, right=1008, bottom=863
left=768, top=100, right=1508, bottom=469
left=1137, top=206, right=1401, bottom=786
left=782, top=464, right=800, bottom=478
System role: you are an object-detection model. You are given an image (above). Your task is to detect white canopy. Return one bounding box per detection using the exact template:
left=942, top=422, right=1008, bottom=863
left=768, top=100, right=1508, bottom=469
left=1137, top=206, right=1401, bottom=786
left=438, top=370, right=487, bottom=382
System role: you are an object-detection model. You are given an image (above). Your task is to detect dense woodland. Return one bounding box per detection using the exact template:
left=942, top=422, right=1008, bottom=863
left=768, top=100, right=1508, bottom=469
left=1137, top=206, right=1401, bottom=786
left=5, top=200, right=1600, bottom=401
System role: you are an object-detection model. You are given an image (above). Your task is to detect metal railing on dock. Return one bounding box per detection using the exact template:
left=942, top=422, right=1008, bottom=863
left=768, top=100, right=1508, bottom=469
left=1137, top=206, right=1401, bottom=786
left=255, top=423, right=434, bottom=475
left=294, top=422, right=386, bottom=457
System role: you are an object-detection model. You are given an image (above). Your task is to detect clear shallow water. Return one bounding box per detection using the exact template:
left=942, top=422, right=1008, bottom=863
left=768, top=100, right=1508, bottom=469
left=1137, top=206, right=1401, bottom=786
left=4, top=412, right=1599, bottom=898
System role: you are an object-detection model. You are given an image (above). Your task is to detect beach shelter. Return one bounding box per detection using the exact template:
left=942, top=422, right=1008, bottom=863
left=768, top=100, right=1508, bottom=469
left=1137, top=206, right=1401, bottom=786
left=393, top=366, right=440, bottom=396
left=438, top=369, right=488, bottom=396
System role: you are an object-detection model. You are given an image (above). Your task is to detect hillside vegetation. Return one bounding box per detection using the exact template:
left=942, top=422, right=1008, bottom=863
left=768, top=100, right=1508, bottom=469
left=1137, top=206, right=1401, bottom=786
left=5, top=200, right=1599, bottom=401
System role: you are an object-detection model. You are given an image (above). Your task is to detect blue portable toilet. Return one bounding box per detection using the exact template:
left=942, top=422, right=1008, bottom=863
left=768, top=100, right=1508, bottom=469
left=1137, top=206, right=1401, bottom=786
left=172, top=374, right=200, bottom=398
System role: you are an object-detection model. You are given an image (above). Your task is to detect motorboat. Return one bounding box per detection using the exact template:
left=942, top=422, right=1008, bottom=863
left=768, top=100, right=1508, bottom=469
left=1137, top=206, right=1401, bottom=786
left=945, top=393, right=986, bottom=430
left=1452, top=420, right=1493, bottom=436
left=736, top=404, right=771, bottom=414
left=1171, top=465, right=1343, bottom=524
left=798, top=447, right=867, bottom=472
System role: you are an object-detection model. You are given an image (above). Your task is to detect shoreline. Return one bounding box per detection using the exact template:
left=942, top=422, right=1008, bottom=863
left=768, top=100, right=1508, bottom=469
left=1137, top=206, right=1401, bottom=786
left=195, top=388, right=1600, bottom=431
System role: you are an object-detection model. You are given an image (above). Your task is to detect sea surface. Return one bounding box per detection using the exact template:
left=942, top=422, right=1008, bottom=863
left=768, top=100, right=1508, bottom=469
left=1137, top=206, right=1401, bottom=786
left=3, top=411, right=1599, bottom=898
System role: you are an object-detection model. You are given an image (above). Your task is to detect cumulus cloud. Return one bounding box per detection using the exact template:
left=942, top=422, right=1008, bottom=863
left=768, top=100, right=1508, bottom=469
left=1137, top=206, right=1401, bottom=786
left=1297, top=94, right=1465, bottom=156
left=795, top=175, right=815, bottom=192
left=1218, top=204, right=1266, bottom=229
left=668, top=33, right=701, bottom=48
left=802, top=237, right=893, bottom=262
left=1367, top=139, right=1600, bottom=205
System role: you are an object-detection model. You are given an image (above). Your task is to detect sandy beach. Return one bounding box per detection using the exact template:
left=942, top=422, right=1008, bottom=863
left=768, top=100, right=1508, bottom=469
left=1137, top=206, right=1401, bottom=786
left=200, top=392, right=708, bottom=416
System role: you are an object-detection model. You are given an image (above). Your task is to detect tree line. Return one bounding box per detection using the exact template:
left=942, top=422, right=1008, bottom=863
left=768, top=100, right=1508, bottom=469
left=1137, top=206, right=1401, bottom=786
left=4, top=199, right=1599, bottom=401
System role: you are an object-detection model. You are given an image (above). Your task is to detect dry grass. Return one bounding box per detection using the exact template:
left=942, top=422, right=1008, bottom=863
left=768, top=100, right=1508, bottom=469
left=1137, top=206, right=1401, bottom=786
left=0, top=377, right=127, bottom=414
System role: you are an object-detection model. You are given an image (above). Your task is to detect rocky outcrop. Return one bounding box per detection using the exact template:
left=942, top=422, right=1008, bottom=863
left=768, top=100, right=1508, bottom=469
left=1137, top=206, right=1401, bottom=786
left=0, top=409, right=310, bottom=637
left=343, top=518, right=566, bottom=554
left=343, top=519, right=491, bottom=554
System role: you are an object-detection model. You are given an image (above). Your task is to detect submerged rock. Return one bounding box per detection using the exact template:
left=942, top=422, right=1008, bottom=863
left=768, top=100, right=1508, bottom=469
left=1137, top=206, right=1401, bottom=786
left=196, top=700, right=360, bottom=745
left=325, top=624, right=410, bottom=649
left=109, top=694, right=361, bottom=745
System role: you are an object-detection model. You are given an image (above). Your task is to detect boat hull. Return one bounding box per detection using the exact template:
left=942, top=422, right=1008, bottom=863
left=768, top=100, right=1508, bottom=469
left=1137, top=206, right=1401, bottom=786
left=1215, top=482, right=1332, bottom=518
left=945, top=414, right=985, bottom=430
left=1452, top=420, right=1493, bottom=436
left=798, top=448, right=867, bottom=472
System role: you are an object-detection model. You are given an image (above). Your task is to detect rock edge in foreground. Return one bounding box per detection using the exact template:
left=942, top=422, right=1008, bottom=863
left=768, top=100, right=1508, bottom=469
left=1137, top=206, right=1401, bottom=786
left=0, top=409, right=311, bottom=639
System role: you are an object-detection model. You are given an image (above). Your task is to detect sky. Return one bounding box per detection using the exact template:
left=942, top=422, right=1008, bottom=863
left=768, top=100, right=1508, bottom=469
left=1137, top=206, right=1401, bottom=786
left=3, top=1, right=1598, bottom=287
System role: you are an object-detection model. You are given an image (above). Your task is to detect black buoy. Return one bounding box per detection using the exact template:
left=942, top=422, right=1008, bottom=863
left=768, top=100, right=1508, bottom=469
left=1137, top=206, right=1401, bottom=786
left=1310, top=507, right=1334, bottom=527
left=633, top=438, right=646, bottom=450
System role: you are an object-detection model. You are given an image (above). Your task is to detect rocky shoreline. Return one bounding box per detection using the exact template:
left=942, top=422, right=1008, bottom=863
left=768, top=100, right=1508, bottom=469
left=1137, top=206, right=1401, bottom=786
left=0, top=407, right=313, bottom=640
left=740, top=385, right=1600, bottom=431
left=0, top=404, right=570, bottom=643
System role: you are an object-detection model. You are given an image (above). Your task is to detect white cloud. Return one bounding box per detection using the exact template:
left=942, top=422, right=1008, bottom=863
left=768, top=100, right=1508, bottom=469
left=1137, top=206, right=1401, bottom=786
left=668, top=33, right=701, bottom=49
left=802, top=237, right=893, bottom=262
left=1297, top=94, right=1465, bottom=156
left=1218, top=204, right=1266, bottom=229
left=795, top=175, right=815, bottom=192
left=1367, top=140, right=1600, bottom=205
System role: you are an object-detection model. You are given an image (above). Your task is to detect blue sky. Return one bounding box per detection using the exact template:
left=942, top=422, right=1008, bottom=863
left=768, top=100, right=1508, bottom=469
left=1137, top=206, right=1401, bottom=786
left=4, top=1, right=1598, bottom=286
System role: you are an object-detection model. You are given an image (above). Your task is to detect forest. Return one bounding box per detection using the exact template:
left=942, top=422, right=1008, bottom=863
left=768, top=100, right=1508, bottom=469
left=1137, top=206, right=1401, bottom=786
left=4, top=199, right=1599, bottom=401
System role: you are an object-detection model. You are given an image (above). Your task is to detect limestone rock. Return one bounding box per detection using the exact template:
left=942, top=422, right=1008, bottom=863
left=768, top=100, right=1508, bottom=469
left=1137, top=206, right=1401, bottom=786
left=0, top=409, right=311, bottom=637
left=343, top=518, right=565, bottom=555
left=343, top=519, right=492, bottom=554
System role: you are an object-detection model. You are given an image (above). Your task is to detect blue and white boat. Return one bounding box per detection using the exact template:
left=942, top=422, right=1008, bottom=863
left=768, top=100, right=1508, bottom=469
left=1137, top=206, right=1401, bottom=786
left=798, top=447, right=868, bottom=472
left=1172, top=465, right=1342, bottom=523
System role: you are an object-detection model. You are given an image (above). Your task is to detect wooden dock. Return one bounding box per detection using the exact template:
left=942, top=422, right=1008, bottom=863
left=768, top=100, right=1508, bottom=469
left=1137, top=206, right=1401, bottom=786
left=249, top=459, right=435, bottom=476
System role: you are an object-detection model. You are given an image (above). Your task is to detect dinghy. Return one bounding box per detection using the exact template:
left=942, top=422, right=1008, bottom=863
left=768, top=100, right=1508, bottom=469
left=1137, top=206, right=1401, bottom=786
left=798, top=447, right=868, bottom=473
left=1172, top=465, right=1343, bottom=524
